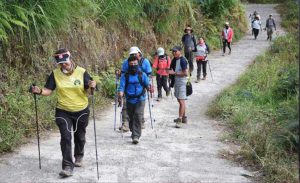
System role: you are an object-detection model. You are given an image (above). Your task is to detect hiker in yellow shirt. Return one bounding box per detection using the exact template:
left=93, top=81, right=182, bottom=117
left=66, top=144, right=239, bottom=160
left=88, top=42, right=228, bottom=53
left=31, top=48, right=96, bottom=178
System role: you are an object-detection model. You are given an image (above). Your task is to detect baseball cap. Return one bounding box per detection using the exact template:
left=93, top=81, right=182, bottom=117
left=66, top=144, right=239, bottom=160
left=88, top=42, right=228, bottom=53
left=170, top=46, right=182, bottom=52
left=129, top=46, right=142, bottom=55
left=157, top=47, right=165, bottom=56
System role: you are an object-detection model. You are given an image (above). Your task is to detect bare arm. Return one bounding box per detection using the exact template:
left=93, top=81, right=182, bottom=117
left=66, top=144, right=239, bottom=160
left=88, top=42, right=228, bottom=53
left=31, top=86, right=53, bottom=96
left=175, top=69, right=188, bottom=77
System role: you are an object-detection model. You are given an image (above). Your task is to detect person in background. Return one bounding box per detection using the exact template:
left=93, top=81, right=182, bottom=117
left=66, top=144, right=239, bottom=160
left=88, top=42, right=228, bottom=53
left=152, top=47, right=171, bottom=101
left=265, top=14, right=276, bottom=41
left=195, top=37, right=210, bottom=83
left=251, top=15, right=262, bottom=40
left=221, top=22, right=234, bottom=56
left=181, top=25, right=197, bottom=76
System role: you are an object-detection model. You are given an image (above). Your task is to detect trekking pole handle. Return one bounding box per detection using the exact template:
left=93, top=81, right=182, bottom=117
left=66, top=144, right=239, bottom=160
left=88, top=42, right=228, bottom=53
left=28, top=83, right=36, bottom=93
left=90, top=77, right=95, bottom=95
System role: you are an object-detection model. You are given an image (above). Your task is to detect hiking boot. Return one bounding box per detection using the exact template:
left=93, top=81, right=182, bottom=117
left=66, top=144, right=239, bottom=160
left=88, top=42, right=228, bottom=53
left=119, top=123, right=130, bottom=132
left=173, top=118, right=182, bottom=123
left=132, top=137, right=139, bottom=144
left=59, top=167, right=73, bottom=177
left=74, top=157, right=82, bottom=167
left=175, top=118, right=183, bottom=128
left=182, top=116, right=188, bottom=124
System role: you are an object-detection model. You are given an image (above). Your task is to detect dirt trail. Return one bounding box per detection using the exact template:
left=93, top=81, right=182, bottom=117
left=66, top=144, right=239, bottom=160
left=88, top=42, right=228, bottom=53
left=0, top=4, right=285, bottom=183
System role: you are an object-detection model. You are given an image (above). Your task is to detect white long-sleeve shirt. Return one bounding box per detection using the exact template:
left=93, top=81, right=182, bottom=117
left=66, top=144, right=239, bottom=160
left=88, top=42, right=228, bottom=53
left=252, top=20, right=261, bottom=30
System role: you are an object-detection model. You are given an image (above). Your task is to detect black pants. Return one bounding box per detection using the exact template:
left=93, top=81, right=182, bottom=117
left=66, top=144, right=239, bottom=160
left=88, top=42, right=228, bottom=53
left=223, top=39, right=231, bottom=54
left=196, top=61, right=207, bottom=79
left=184, top=51, right=194, bottom=73
left=126, top=101, right=145, bottom=139
left=55, top=107, right=89, bottom=170
left=253, top=28, right=259, bottom=39
left=156, top=74, right=169, bottom=97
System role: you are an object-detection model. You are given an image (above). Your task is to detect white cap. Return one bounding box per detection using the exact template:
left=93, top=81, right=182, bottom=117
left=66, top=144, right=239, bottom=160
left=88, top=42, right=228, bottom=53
left=157, top=47, right=164, bottom=56
left=225, top=22, right=229, bottom=25
left=129, top=46, right=142, bottom=55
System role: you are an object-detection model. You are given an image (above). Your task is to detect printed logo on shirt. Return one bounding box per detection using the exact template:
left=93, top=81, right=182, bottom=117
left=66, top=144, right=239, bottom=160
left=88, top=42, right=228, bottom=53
left=74, top=79, right=81, bottom=86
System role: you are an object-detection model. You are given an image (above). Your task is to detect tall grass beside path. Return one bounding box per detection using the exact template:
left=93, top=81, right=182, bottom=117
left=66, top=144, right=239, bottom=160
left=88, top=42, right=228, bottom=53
left=207, top=1, right=299, bottom=182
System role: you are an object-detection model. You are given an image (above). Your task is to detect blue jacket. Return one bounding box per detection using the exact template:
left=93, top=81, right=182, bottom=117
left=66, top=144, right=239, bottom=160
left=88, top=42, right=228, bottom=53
left=121, top=57, right=152, bottom=76
left=118, top=72, right=150, bottom=104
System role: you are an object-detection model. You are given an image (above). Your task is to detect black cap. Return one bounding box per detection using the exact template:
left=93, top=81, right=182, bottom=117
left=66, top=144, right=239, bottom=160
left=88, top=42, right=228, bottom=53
left=170, top=46, right=182, bottom=52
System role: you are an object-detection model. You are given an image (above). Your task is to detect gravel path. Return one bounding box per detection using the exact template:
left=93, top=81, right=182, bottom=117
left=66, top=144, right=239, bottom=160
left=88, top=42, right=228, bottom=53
left=0, top=4, right=285, bottom=183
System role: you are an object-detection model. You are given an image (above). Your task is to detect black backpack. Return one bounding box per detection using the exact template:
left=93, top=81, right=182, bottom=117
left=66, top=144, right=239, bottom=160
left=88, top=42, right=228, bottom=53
left=186, top=80, right=193, bottom=96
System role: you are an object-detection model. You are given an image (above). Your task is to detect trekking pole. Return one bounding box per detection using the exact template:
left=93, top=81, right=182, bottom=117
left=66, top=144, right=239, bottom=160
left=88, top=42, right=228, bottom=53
left=118, top=97, right=124, bottom=139
left=147, top=91, right=157, bottom=138
left=114, top=72, right=119, bottom=131
left=29, top=84, right=42, bottom=169
left=147, top=91, right=153, bottom=129
left=90, top=78, right=99, bottom=180
left=206, top=55, right=214, bottom=81
left=120, top=111, right=123, bottom=139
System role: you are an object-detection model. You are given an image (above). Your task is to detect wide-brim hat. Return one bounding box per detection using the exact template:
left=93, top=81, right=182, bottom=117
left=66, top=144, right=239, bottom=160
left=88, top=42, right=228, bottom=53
left=184, top=26, right=193, bottom=33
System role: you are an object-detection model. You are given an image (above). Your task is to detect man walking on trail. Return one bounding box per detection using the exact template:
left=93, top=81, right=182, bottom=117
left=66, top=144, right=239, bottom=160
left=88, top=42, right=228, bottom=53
left=265, top=14, right=276, bottom=41
left=221, top=22, right=234, bottom=56
left=195, top=37, right=210, bottom=83
left=118, top=55, right=150, bottom=144
left=181, top=26, right=197, bottom=76
left=152, top=47, right=171, bottom=101
left=251, top=15, right=262, bottom=40
left=168, top=46, right=188, bottom=128
left=119, top=46, right=152, bottom=132
left=30, top=48, right=96, bottom=178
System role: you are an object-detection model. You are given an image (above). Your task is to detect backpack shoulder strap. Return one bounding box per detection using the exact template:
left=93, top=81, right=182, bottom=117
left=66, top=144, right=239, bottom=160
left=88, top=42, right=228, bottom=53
left=139, top=57, right=144, bottom=67
left=138, top=71, right=144, bottom=88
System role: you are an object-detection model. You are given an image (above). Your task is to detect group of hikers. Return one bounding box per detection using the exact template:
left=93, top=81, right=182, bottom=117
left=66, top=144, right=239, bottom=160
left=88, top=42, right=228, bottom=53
left=28, top=12, right=277, bottom=178
left=250, top=11, right=277, bottom=40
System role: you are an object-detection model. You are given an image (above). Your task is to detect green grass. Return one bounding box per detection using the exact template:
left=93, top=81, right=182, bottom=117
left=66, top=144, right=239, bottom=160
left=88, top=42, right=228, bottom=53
left=207, top=0, right=299, bottom=182
left=244, top=0, right=284, bottom=3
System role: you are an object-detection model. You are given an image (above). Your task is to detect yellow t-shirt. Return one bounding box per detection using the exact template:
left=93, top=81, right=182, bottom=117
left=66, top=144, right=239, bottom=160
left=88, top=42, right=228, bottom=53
left=53, top=66, right=88, bottom=112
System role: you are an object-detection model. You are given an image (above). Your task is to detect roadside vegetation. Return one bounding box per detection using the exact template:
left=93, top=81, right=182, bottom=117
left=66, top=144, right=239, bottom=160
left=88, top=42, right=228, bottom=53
left=0, top=0, right=247, bottom=152
left=207, top=0, right=299, bottom=182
